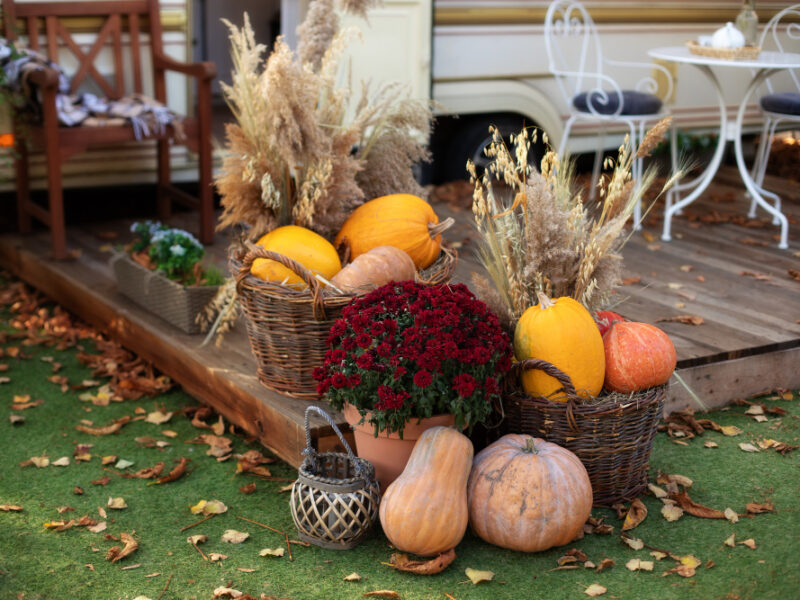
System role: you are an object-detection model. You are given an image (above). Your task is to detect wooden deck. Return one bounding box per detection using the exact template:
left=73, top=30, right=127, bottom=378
left=1, top=165, right=799, bottom=467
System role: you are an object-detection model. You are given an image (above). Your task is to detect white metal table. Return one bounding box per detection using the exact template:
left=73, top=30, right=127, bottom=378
left=648, top=46, right=800, bottom=249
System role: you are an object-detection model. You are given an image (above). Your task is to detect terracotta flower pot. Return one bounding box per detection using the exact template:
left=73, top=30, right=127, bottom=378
left=342, top=403, right=455, bottom=491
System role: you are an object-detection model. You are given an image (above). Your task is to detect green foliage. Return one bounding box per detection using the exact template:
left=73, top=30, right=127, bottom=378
left=129, top=221, right=215, bottom=287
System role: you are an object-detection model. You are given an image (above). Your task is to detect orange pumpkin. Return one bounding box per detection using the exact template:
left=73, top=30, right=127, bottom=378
left=329, top=246, right=417, bottom=294
left=603, top=321, right=676, bottom=393
left=334, top=194, right=453, bottom=269
left=513, top=292, right=605, bottom=400
left=379, top=426, right=473, bottom=556
left=467, top=434, right=592, bottom=553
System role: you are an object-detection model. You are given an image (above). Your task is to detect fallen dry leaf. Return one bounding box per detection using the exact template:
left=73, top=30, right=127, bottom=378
left=98, top=507, right=107, bottom=519
left=739, top=538, right=757, bottom=549
left=240, top=482, right=257, bottom=494
left=344, top=573, right=362, bottom=582
left=465, top=567, right=494, bottom=584
left=209, top=553, right=228, bottom=562
left=739, top=442, right=760, bottom=452
left=704, top=441, right=718, bottom=448
left=655, top=314, right=704, bottom=325
left=746, top=502, right=774, bottom=514
left=669, top=490, right=725, bottom=519
left=187, top=534, right=208, bottom=545
left=625, top=558, right=654, bottom=571
left=125, top=462, right=165, bottom=479
left=75, top=416, right=131, bottom=436
left=661, top=504, right=684, bottom=522
left=385, top=549, right=456, bottom=575
left=622, top=498, right=647, bottom=531
left=10, top=398, right=43, bottom=410
left=622, top=536, right=644, bottom=551
left=91, top=476, right=111, bottom=486
left=0, top=504, right=23, bottom=512
left=9, top=415, right=24, bottom=425
left=144, top=410, right=172, bottom=425
left=724, top=533, right=736, bottom=547
left=212, top=587, right=241, bottom=598
left=595, top=558, right=615, bottom=572
left=740, top=271, right=772, bottom=281
left=51, top=457, right=70, bottom=467
left=647, top=484, right=668, bottom=498
left=20, top=455, right=49, bottom=468
left=362, top=592, right=401, bottom=599
left=259, top=547, right=285, bottom=557
left=106, top=532, right=138, bottom=563
left=88, top=521, right=107, bottom=533
left=650, top=551, right=668, bottom=561
left=151, top=457, right=188, bottom=485
left=720, top=425, right=744, bottom=436
left=724, top=508, right=739, bottom=523
left=107, top=497, right=127, bottom=510
left=162, top=430, right=178, bottom=438
left=221, top=529, right=249, bottom=544
left=584, top=584, right=607, bottom=597
left=115, top=458, right=135, bottom=470
left=190, top=499, right=227, bottom=515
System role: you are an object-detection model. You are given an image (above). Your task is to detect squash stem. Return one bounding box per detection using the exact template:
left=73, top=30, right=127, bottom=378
left=536, top=291, right=554, bottom=309
left=428, top=217, right=455, bottom=239
left=522, top=437, right=538, bottom=454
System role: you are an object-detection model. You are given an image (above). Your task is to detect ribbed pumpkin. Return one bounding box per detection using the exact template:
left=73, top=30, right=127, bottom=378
left=603, top=321, right=676, bottom=393
left=467, top=434, right=592, bottom=553
left=379, top=426, right=473, bottom=556
left=513, top=292, right=605, bottom=400
left=330, top=246, right=417, bottom=294
left=251, top=225, right=341, bottom=287
left=334, top=194, right=453, bottom=269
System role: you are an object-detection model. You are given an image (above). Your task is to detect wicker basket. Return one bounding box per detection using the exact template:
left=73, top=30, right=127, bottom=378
left=110, top=252, right=218, bottom=335
left=686, top=41, right=761, bottom=60
left=290, top=406, right=381, bottom=549
left=504, top=359, right=666, bottom=507
left=233, top=243, right=456, bottom=399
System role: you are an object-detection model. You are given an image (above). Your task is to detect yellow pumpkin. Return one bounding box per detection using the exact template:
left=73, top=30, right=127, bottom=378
left=334, top=194, right=453, bottom=269
left=251, top=225, right=341, bottom=287
left=513, top=292, right=605, bottom=401
left=379, top=426, right=473, bottom=556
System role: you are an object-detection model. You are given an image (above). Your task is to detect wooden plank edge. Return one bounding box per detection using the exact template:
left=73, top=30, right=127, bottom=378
left=0, top=237, right=327, bottom=468
left=666, top=345, right=800, bottom=414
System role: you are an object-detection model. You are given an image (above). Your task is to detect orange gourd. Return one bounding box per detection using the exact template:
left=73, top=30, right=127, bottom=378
left=467, top=434, right=592, bottom=553
left=513, top=292, right=605, bottom=401
left=379, top=426, right=473, bottom=556
left=251, top=225, right=341, bottom=287
left=603, top=321, right=676, bottom=393
left=329, top=246, right=417, bottom=294
left=334, top=194, right=453, bottom=269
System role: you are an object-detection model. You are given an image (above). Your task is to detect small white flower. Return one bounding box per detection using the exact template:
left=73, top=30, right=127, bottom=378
left=170, top=244, right=186, bottom=257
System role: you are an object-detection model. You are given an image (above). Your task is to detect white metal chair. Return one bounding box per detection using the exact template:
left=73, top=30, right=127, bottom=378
left=748, top=4, right=800, bottom=223
left=544, top=0, right=673, bottom=227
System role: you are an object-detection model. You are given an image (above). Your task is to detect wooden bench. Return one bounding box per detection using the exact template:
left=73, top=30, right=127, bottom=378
left=2, top=0, right=216, bottom=259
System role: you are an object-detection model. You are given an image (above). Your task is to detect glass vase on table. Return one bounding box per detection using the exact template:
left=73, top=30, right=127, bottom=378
left=735, top=0, right=758, bottom=47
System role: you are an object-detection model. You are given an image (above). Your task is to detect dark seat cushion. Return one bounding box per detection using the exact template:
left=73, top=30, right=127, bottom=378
left=572, top=90, right=662, bottom=116
left=760, top=92, right=800, bottom=116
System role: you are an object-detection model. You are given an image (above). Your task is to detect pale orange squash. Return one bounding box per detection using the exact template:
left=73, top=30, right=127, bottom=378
left=251, top=225, right=341, bottom=287
left=467, top=434, right=592, bottom=553
left=513, top=292, right=605, bottom=401
left=334, top=194, right=453, bottom=269
left=603, top=321, right=676, bottom=393
left=329, top=246, right=417, bottom=294
left=379, top=426, right=473, bottom=556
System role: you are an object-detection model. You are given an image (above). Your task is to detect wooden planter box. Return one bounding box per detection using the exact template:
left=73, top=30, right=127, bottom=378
left=110, top=253, right=218, bottom=334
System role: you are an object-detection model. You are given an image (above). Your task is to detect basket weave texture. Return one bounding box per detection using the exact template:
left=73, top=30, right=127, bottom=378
left=111, top=253, right=218, bottom=335
left=504, top=359, right=666, bottom=507
left=233, top=243, right=456, bottom=399
left=686, top=41, right=761, bottom=60
left=290, top=406, right=380, bottom=549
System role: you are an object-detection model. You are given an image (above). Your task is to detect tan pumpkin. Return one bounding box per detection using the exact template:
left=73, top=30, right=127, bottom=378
left=379, top=426, right=473, bottom=556
left=513, top=292, right=605, bottom=401
left=251, top=225, right=341, bottom=287
left=334, top=194, right=453, bottom=269
left=329, top=246, right=417, bottom=294
left=603, top=321, right=676, bottom=393
left=467, top=434, right=592, bottom=553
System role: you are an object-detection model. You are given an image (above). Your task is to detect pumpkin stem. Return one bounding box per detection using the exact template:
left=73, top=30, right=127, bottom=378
left=536, top=291, right=554, bottom=310
left=428, top=217, right=455, bottom=239
left=522, top=437, right=538, bottom=454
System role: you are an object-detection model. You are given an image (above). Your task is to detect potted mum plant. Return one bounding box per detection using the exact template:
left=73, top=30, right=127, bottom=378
left=111, top=221, right=223, bottom=334
left=313, top=280, right=512, bottom=488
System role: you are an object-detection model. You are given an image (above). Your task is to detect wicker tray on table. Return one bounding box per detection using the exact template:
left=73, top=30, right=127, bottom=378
left=504, top=359, right=666, bottom=507
left=233, top=243, right=456, bottom=399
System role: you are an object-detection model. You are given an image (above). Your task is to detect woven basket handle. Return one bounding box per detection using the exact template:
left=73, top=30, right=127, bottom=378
left=235, top=243, right=327, bottom=321
left=516, top=358, right=582, bottom=431
left=303, top=405, right=369, bottom=481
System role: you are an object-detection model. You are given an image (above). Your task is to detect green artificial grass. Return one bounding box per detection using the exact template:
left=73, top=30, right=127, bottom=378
left=0, top=283, right=799, bottom=600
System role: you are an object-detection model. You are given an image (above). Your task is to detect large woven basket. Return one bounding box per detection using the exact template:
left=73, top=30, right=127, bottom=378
left=233, top=243, right=456, bottom=399
left=110, top=252, right=218, bottom=335
left=504, top=359, right=666, bottom=507
left=290, top=406, right=381, bottom=549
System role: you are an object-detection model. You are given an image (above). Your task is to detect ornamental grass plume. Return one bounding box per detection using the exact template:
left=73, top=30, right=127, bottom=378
left=470, top=118, right=677, bottom=328
left=314, top=281, right=513, bottom=436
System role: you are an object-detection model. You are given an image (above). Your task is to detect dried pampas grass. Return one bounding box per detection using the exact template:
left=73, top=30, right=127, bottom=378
left=470, top=118, right=675, bottom=327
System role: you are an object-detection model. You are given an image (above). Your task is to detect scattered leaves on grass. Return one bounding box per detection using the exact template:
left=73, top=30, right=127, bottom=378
left=235, top=450, right=275, bottom=478
left=746, top=502, right=774, bottom=514
left=657, top=472, right=693, bottom=489
left=625, top=559, right=654, bottom=571
left=124, top=462, right=165, bottom=479
left=344, top=573, right=362, bottom=582
left=721, top=425, right=744, bottom=436
left=704, top=441, right=718, bottom=448
left=190, top=499, right=228, bottom=515
left=107, top=497, right=127, bottom=510
left=465, top=567, right=494, bottom=584
left=384, top=549, right=456, bottom=575
left=584, top=583, right=607, bottom=597
left=739, top=538, right=757, bottom=549
left=259, top=547, right=285, bottom=557
left=20, top=455, right=49, bottom=468
left=724, top=508, right=739, bottom=523
left=221, top=529, right=249, bottom=544
left=655, top=314, right=704, bottom=325
left=44, top=515, right=97, bottom=531
left=363, top=592, right=401, bottom=599
left=739, top=442, right=760, bottom=452
left=622, top=536, right=644, bottom=551
left=595, top=558, right=615, bottom=572
left=187, top=434, right=233, bottom=459
left=669, top=490, right=725, bottom=519
left=115, top=459, right=135, bottom=469
left=150, top=457, right=189, bottom=485
left=724, top=533, right=736, bottom=547
left=190, top=407, right=225, bottom=436
left=622, top=499, right=647, bottom=531
left=187, top=534, right=208, bottom=545
left=661, top=504, right=684, bottom=522
left=9, top=414, right=24, bottom=425
left=75, top=416, right=131, bottom=436
left=209, top=553, right=228, bottom=562
left=162, top=430, right=178, bottom=438
left=650, top=551, right=668, bottom=561
left=88, top=521, right=107, bottom=533
left=10, top=397, right=43, bottom=410
left=757, top=439, right=798, bottom=455
left=0, top=504, right=22, bottom=511
left=584, top=516, right=614, bottom=535
left=92, top=476, right=111, bottom=486
left=213, top=586, right=242, bottom=598
left=144, top=410, right=173, bottom=425
left=647, top=483, right=668, bottom=498
left=106, top=532, right=138, bottom=563
left=51, top=457, right=70, bottom=467
left=240, top=482, right=257, bottom=494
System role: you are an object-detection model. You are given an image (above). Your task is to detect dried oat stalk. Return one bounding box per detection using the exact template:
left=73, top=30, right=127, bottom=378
left=470, top=118, right=674, bottom=325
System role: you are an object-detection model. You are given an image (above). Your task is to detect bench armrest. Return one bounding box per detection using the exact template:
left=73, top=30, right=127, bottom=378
left=27, top=65, right=61, bottom=90
left=153, top=51, right=216, bottom=80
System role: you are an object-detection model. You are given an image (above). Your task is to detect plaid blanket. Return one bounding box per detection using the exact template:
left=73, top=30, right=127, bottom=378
left=0, top=39, right=183, bottom=140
